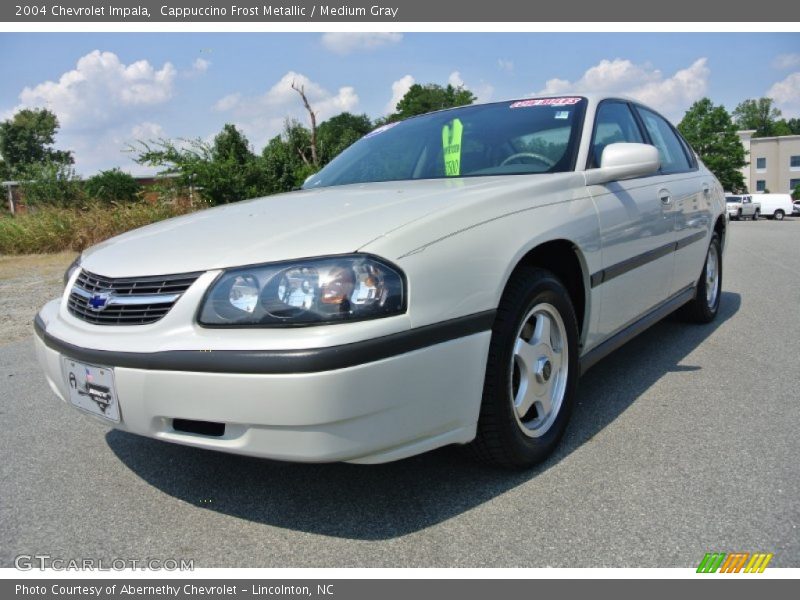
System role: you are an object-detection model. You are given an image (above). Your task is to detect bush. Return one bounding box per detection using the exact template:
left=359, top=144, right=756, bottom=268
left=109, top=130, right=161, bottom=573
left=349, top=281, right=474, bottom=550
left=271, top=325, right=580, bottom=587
left=18, top=161, right=83, bottom=207
left=0, top=201, right=195, bottom=254
left=84, top=168, right=140, bottom=203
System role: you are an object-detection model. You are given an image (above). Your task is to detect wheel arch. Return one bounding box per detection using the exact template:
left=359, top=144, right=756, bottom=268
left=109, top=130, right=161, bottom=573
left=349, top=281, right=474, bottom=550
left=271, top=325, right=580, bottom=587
left=714, top=213, right=726, bottom=247
left=502, top=239, right=590, bottom=342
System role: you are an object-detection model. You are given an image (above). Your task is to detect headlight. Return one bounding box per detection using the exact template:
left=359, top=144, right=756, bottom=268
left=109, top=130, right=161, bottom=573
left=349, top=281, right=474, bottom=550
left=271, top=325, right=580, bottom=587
left=198, top=255, right=406, bottom=327
left=63, top=255, right=81, bottom=287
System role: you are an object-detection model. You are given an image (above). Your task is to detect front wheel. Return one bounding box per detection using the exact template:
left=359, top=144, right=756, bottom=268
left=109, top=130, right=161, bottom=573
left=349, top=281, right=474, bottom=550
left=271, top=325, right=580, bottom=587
left=468, top=267, right=579, bottom=468
left=678, top=232, right=722, bottom=324
left=774, top=210, right=785, bottom=221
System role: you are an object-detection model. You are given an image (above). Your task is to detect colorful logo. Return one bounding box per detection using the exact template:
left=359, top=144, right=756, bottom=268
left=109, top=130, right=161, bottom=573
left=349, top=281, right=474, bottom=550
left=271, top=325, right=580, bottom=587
left=696, top=552, right=773, bottom=573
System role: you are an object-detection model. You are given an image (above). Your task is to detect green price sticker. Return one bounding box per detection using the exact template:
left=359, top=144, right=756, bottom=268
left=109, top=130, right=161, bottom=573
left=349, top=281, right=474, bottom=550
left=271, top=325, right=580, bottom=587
left=442, top=118, right=463, bottom=177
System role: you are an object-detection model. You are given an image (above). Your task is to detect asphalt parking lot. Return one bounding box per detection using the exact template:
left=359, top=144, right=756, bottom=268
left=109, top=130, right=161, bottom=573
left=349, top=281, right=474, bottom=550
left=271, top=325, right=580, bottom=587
left=1, top=219, right=798, bottom=568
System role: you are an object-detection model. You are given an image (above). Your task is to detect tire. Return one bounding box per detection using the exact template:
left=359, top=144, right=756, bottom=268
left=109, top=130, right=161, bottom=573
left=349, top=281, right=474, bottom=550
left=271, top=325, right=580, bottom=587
left=752, top=211, right=759, bottom=221
left=678, top=232, right=722, bottom=324
left=737, top=209, right=742, bottom=220
left=774, top=210, right=785, bottom=221
left=468, top=267, right=579, bottom=468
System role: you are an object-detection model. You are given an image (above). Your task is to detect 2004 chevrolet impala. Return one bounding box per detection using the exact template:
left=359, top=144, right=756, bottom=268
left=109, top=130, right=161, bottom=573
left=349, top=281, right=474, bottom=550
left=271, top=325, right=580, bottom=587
left=34, top=94, right=727, bottom=467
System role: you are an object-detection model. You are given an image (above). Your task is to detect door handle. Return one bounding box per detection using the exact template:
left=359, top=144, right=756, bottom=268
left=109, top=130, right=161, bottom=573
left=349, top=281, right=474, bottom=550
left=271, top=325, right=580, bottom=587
left=702, top=183, right=711, bottom=196
left=658, top=189, right=672, bottom=205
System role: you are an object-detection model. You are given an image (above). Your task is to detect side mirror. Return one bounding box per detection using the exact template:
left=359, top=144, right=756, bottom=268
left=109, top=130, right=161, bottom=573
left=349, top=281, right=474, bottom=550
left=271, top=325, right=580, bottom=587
left=584, top=142, right=660, bottom=185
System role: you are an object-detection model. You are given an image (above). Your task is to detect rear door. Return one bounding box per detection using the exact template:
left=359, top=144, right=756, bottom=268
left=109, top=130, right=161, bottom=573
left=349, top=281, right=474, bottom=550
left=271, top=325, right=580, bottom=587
left=634, top=105, right=711, bottom=295
left=587, top=100, right=677, bottom=341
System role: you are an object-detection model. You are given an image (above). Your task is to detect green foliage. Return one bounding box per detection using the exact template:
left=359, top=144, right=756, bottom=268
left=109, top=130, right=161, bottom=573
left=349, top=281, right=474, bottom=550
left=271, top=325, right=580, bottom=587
left=678, top=98, right=747, bottom=193
left=317, top=113, right=373, bottom=164
left=18, top=161, right=84, bottom=207
left=0, top=108, right=73, bottom=177
left=732, top=98, right=784, bottom=138
left=792, top=185, right=800, bottom=200
left=84, top=168, right=140, bottom=203
left=386, top=83, right=477, bottom=122
left=131, top=124, right=271, bottom=205
left=783, top=118, right=800, bottom=135
left=0, top=201, right=194, bottom=254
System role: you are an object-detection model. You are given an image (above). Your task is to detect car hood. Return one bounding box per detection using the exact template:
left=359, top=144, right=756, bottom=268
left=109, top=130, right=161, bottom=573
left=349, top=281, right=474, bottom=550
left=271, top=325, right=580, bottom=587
left=82, top=175, right=563, bottom=277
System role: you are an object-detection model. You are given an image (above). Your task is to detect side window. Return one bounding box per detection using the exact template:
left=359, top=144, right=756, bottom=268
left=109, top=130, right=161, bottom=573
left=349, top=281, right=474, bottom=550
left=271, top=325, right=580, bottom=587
left=636, top=106, right=692, bottom=174
left=590, top=102, right=644, bottom=168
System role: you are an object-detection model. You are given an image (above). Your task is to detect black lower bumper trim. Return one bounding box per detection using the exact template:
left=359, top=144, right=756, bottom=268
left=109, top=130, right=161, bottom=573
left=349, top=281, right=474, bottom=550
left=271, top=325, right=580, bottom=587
left=33, top=311, right=496, bottom=375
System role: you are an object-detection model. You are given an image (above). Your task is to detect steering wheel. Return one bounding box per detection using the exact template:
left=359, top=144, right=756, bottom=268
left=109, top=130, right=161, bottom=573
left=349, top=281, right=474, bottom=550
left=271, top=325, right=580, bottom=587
left=500, top=152, right=556, bottom=168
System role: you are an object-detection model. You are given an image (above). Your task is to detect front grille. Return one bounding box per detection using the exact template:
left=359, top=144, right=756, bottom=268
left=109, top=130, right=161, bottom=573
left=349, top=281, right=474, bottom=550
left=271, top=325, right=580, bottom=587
left=67, top=269, right=202, bottom=326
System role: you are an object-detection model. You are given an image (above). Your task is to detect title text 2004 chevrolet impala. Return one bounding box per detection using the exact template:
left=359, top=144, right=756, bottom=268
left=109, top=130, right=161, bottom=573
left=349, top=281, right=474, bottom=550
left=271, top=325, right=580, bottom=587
left=34, top=94, right=727, bottom=467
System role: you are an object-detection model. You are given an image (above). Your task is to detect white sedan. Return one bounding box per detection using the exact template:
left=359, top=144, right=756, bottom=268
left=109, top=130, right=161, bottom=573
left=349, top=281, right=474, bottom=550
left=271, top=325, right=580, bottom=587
left=34, top=94, right=727, bottom=467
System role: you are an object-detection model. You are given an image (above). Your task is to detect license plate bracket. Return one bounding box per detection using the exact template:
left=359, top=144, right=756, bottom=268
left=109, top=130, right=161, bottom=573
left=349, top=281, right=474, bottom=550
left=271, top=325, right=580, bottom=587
left=61, top=358, right=120, bottom=422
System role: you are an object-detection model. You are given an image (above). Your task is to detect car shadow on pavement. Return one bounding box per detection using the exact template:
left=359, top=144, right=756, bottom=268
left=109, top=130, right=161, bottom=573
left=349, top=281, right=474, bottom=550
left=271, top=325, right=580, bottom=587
left=107, top=291, right=741, bottom=541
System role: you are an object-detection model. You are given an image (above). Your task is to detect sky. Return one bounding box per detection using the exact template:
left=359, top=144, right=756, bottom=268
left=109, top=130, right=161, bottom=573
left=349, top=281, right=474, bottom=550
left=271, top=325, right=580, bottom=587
left=1, top=32, right=799, bottom=176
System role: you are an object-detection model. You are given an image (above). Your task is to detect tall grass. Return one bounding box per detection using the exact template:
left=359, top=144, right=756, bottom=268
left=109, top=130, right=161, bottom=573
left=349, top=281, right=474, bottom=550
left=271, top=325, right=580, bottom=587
left=0, top=202, right=197, bottom=255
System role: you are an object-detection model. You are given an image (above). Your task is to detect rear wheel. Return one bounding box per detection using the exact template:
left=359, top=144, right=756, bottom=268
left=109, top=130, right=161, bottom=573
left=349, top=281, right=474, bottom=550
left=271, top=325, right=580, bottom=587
left=774, top=209, right=785, bottom=221
left=752, top=211, right=759, bottom=221
left=468, top=267, right=579, bottom=468
left=736, top=209, right=742, bottom=220
left=678, top=232, right=722, bottom=324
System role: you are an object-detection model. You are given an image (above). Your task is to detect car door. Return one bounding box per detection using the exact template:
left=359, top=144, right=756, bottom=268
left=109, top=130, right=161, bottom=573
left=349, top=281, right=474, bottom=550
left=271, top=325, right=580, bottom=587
left=634, top=105, right=711, bottom=296
left=587, top=100, right=677, bottom=341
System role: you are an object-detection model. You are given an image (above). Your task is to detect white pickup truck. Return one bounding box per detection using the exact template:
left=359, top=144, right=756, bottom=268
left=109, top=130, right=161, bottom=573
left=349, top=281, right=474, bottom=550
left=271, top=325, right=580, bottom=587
left=726, top=194, right=760, bottom=220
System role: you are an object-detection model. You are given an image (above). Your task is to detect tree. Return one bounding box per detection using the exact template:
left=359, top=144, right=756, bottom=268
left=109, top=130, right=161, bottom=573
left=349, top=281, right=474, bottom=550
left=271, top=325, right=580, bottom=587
left=316, top=112, right=372, bottom=164
left=84, top=168, right=140, bottom=203
left=783, top=118, right=800, bottom=135
left=131, top=124, right=269, bottom=205
left=386, top=83, right=477, bottom=122
left=678, top=98, right=747, bottom=192
left=18, top=160, right=83, bottom=207
left=291, top=81, right=319, bottom=167
left=0, top=108, right=73, bottom=176
left=212, top=123, right=254, bottom=164
left=732, top=98, right=783, bottom=137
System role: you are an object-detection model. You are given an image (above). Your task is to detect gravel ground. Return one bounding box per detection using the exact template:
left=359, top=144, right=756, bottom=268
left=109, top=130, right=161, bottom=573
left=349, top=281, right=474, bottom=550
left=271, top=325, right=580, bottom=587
left=0, top=252, right=75, bottom=345
left=1, top=220, right=798, bottom=568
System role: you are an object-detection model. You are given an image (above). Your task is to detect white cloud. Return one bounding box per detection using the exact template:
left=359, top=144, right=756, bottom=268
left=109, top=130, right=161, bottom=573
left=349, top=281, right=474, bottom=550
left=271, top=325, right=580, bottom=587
left=193, top=58, right=210, bottom=73
left=130, top=121, right=166, bottom=141
left=385, top=74, right=415, bottom=114
left=767, top=72, right=800, bottom=117
left=16, top=50, right=176, bottom=130
left=447, top=70, right=493, bottom=102
left=214, top=71, right=359, bottom=148
left=773, top=54, right=800, bottom=70
left=497, top=59, right=514, bottom=73
left=448, top=71, right=466, bottom=89
left=538, top=58, right=709, bottom=119
left=213, top=92, right=241, bottom=112
left=321, top=32, right=403, bottom=55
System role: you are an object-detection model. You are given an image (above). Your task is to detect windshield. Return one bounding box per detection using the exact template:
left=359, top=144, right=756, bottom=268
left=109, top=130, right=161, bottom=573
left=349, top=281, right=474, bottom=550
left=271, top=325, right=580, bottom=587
left=725, top=196, right=741, bottom=203
left=303, top=97, right=587, bottom=189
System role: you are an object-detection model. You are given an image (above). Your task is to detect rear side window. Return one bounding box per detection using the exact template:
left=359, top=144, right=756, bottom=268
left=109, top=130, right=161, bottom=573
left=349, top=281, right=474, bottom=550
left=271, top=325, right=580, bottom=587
left=635, top=106, right=693, bottom=174
left=589, top=101, right=644, bottom=168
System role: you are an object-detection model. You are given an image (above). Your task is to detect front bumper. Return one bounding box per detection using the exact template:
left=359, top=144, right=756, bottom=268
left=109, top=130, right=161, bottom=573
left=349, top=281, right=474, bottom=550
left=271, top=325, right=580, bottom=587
left=34, top=301, right=492, bottom=464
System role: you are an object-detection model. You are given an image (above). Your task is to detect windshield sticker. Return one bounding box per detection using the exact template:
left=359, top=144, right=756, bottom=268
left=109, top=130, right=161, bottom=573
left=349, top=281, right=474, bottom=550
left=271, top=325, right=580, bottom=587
left=555, top=111, right=570, bottom=119
left=510, top=97, right=582, bottom=108
left=364, top=122, right=399, bottom=139
left=442, top=118, right=464, bottom=177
